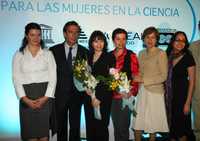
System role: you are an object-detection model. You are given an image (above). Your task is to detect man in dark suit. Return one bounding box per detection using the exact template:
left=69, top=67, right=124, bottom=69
left=50, top=21, right=88, bottom=141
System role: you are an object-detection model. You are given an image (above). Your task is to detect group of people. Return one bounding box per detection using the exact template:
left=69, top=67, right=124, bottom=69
left=12, top=20, right=200, bottom=141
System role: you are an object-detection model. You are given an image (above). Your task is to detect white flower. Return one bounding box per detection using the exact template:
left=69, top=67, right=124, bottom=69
left=84, top=74, right=99, bottom=91
left=109, top=68, right=117, bottom=75
left=118, top=73, right=130, bottom=94
left=73, top=58, right=99, bottom=92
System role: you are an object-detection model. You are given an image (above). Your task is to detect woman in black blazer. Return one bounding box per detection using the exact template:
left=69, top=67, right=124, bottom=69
left=84, top=30, right=115, bottom=141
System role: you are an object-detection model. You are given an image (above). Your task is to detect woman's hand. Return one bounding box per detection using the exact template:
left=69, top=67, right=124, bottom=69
left=133, top=75, right=143, bottom=83
left=36, top=96, right=49, bottom=109
left=91, top=98, right=101, bottom=108
left=183, top=103, right=190, bottom=115
left=86, top=89, right=93, bottom=96
left=21, top=96, right=38, bottom=109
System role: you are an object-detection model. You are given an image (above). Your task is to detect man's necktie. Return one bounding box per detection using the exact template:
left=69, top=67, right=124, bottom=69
left=68, top=47, right=73, bottom=73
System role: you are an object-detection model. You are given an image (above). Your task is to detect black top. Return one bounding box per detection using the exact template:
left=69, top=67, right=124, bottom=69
left=88, top=52, right=115, bottom=102
left=170, top=51, right=195, bottom=138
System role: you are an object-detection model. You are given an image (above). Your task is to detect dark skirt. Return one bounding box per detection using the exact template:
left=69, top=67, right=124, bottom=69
left=20, top=82, right=52, bottom=140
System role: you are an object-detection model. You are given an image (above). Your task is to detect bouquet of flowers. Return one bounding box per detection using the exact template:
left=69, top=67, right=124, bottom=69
left=110, top=68, right=130, bottom=93
left=73, top=58, right=101, bottom=119
left=98, top=68, right=137, bottom=116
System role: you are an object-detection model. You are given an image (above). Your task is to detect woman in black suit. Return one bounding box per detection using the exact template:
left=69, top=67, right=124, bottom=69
left=84, top=30, right=115, bottom=141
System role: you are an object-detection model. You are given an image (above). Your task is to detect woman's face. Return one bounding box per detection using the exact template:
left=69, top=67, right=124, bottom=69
left=144, top=32, right=157, bottom=48
left=26, top=29, right=41, bottom=47
left=113, top=33, right=126, bottom=49
left=92, top=38, right=105, bottom=52
left=172, top=33, right=186, bottom=53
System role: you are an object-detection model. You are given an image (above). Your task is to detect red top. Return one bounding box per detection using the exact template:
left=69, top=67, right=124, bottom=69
left=112, top=48, right=139, bottom=99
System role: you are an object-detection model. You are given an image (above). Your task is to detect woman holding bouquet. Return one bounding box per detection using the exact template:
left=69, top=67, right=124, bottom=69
left=85, top=30, right=115, bottom=141
left=110, top=28, right=139, bottom=141
left=133, top=27, right=169, bottom=141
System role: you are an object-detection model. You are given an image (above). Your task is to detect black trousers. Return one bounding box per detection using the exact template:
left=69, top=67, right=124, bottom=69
left=56, top=93, right=85, bottom=141
left=84, top=95, right=112, bottom=141
left=111, top=99, right=131, bottom=141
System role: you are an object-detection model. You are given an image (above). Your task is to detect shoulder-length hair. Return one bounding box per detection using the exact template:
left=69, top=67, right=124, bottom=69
left=88, top=30, right=108, bottom=54
left=166, top=31, right=190, bottom=56
left=19, top=22, right=45, bottom=53
left=142, top=26, right=160, bottom=47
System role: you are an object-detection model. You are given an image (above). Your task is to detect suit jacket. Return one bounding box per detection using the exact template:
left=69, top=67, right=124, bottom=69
left=88, top=52, right=115, bottom=103
left=50, top=43, right=88, bottom=105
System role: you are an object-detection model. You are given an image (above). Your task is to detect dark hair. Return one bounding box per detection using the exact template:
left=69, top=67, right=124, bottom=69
left=89, top=30, right=108, bottom=54
left=142, top=26, right=160, bottom=47
left=20, top=22, right=44, bottom=52
left=166, top=31, right=190, bottom=56
left=63, top=21, right=81, bottom=33
left=112, top=28, right=128, bottom=41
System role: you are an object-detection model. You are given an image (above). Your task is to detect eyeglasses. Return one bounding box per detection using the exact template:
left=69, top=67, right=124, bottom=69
left=174, top=40, right=186, bottom=44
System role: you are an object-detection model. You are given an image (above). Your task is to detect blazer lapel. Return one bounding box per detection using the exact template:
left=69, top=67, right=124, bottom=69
left=59, top=43, right=68, bottom=64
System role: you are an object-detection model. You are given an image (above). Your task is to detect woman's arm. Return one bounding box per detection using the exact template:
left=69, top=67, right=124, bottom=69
left=44, top=51, right=57, bottom=98
left=12, top=52, right=38, bottom=109
left=129, top=53, right=139, bottom=96
left=12, top=52, right=26, bottom=99
left=36, top=51, right=57, bottom=108
left=184, top=65, right=195, bottom=115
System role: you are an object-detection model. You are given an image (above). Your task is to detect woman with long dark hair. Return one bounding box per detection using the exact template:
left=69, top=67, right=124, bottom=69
left=12, top=22, right=56, bottom=141
left=166, top=31, right=195, bottom=141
